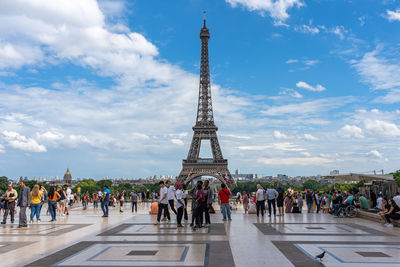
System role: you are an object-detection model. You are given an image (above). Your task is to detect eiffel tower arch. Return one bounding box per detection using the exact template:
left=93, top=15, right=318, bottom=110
left=177, top=14, right=236, bottom=190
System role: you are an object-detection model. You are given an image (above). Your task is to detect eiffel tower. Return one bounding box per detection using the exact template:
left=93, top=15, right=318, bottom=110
left=177, top=14, right=236, bottom=190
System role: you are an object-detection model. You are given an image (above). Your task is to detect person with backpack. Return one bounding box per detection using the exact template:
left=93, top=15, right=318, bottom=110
left=218, top=183, right=231, bottom=221
left=255, top=184, right=265, bottom=217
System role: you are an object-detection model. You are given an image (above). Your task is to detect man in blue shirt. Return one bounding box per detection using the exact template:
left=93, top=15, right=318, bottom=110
left=101, top=185, right=111, bottom=217
left=342, top=191, right=354, bottom=206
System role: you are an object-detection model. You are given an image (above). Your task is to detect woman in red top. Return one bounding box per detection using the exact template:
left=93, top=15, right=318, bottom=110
left=218, top=183, right=231, bottom=221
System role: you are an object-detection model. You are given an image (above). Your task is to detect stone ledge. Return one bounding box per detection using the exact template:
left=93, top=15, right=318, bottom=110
left=358, top=210, right=400, bottom=227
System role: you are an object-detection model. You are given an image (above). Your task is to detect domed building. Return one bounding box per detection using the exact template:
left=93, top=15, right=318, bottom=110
left=63, top=168, right=72, bottom=185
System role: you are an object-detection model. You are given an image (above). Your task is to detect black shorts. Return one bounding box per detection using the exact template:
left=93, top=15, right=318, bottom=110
left=277, top=198, right=284, bottom=207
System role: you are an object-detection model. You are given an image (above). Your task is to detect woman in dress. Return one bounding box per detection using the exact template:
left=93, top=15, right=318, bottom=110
left=284, top=193, right=294, bottom=213
left=242, top=191, right=249, bottom=214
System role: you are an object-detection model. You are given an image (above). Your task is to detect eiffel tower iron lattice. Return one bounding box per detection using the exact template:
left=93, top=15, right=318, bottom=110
left=177, top=14, right=236, bottom=190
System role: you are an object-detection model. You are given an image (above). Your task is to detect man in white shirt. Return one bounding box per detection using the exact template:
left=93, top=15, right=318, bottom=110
left=376, top=194, right=383, bottom=210
left=64, top=185, right=71, bottom=215
left=155, top=181, right=170, bottom=225
left=175, top=183, right=185, bottom=227
left=266, top=184, right=278, bottom=217
left=256, top=184, right=265, bottom=217
left=393, top=192, right=400, bottom=207
left=166, top=180, right=177, bottom=215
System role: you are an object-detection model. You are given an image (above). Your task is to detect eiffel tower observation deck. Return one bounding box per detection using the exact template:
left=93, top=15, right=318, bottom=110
left=177, top=13, right=236, bottom=190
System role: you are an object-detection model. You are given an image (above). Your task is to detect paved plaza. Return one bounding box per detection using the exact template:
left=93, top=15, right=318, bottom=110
left=0, top=203, right=399, bottom=267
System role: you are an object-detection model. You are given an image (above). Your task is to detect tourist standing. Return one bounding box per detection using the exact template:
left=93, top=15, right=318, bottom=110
left=93, top=193, right=98, bottom=209
left=48, top=186, right=60, bottom=222
left=276, top=184, right=284, bottom=216
left=284, top=192, right=294, bottom=213
left=183, top=185, right=189, bottom=220
left=30, top=184, right=42, bottom=223
left=130, top=191, right=138, bottom=212
left=190, top=181, right=202, bottom=227
left=39, top=184, right=47, bottom=214
left=57, top=186, right=67, bottom=216
left=242, top=191, right=249, bottom=214
left=18, top=181, right=31, bottom=228
left=101, top=185, right=111, bottom=217
left=296, top=191, right=303, bottom=212
left=305, top=190, right=313, bottom=213
left=82, top=192, right=88, bottom=210
left=194, top=183, right=205, bottom=229
left=376, top=193, right=383, bottom=210
left=218, top=183, right=231, bottom=221
left=266, top=184, right=278, bottom=217
left=314, top=191, right=321, bottom=213
left=256, top=184, right=265, bottom=217
left=155, top=181, right=170, bottom=225
left=119, top=191, right=124, bottom=213
left=166, top=180, right=177, bottom=215
left=203, top=180, right=213, bottom=226
left=370, top=190, right=377, bottom=208
left=64, top=185, right=70, bottom=215
left=1, top=183, right=18, bottom=224
left=176, top=183, right=185, bottom=227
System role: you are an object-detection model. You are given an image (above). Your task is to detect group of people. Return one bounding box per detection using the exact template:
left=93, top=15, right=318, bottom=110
left=0, top=182, right=80, bottom=224
left=154, top=179, right=232, bottom=230
left=377, top=192, right=400, bottom=228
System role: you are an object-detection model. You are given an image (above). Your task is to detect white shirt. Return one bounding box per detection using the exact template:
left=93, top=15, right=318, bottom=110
left=160, top=187, right=169, bottom=204
left=394, top=195, right=400, bottom=208
left=176, top=189, right=184, bottom=208
left=184, top=190, right=188, bottom=199
left=377, top=197, right=383, bottom=210
left=167, top=186, right=175, bottom=200
left=66, top=188, right=71, bottom=198
left=256, top=189, right=265, bottom=201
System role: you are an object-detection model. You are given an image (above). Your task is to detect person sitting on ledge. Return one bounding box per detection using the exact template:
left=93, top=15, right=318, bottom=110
left=380, top=199, right=400, bottom=228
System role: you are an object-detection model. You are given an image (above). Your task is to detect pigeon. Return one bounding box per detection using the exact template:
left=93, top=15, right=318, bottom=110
left=315, top=251, right=326, bottom=262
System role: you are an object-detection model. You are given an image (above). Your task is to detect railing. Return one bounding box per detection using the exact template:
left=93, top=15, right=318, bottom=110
left=183, top=159, right=227, bottom=164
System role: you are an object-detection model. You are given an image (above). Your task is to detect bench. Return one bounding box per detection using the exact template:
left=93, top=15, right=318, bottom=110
left=358, top=210, right=400, bottom=227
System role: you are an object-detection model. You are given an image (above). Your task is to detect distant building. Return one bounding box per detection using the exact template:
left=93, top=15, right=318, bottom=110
left=330, top=170, right=340, bottom=175
left=235, top=169, right=240, bottom=175
left=63, top=168, right=72, bottom=185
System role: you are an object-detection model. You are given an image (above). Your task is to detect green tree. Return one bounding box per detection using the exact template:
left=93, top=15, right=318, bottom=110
left=0, top=176, right=9, bottom=192
left=391, top=170, right=400, bottom=186
left=303, top=179, right=322, bottom=191
left=96, top=179, right=112, bottom=189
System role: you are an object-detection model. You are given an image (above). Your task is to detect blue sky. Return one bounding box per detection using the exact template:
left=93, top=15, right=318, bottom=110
left=0, top=0, right=400, bottom=179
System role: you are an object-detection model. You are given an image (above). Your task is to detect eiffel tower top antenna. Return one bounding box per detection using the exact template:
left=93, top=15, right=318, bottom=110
left=203, top=11, right=206, bottom=27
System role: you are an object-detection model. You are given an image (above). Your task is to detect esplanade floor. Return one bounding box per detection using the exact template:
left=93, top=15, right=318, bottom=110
left=1, top=203, right=399, bottom=267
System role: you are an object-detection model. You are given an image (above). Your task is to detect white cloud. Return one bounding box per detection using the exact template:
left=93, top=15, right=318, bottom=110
left=238, top=142, right=304, bottom=152
left=366, top=150, right=383, bottom=159
left=351, top=47, right=400, bottom=91
left=273, top=130, right=290, bottom=139
left=279, top=88, right=303, bottom=98
left=0, top=144, right=5, bottom=153
left=303, top=59, right=319, bottom=66
left=285, top=59, right=298, bottom=64
left=2, top=130, right=46, bottom=152
left=330, top=25, right=347, bottom=40
left=303, top=133, right=318, bottom=141
left=171, top=139, right=184, bottom=146
left=226, top=0, right=304, bottom=23
left=220, top=134, right=251, bottom=140
left=262, top=97, right=352, bottom=116
left=296, top=81, right=326, bottom=92
left=294, top=24, right=320, bottom=34
left=386, top=9, right=400, bottom=22
left=338, top=125, right=364, bottom=139
left=257, top=156, right=335, bottom=166
left=300, top=151, right=311, bottom=157
left=363, top=119, right=400, bottom=138
left=132, top=133, right=150, bottom=140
